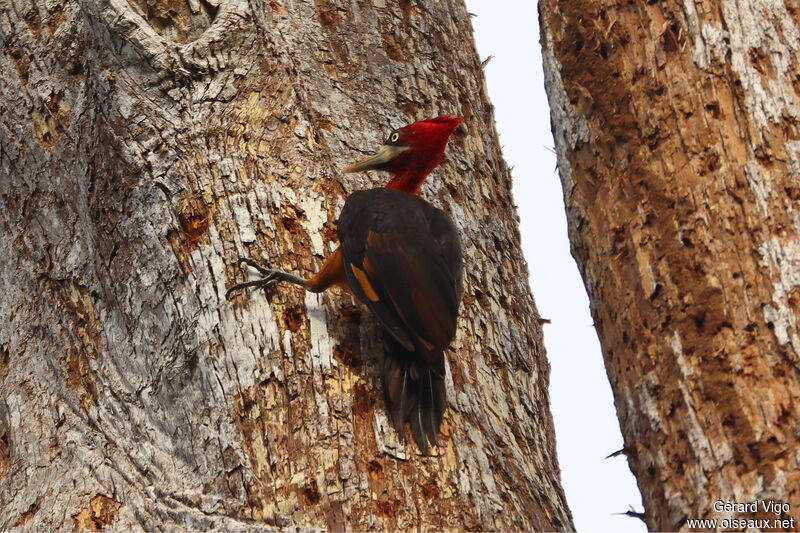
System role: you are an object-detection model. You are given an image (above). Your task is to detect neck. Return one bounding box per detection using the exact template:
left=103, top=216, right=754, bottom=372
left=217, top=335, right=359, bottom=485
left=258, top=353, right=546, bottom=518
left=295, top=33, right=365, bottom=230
left=385, top=169, right=427, bottom=194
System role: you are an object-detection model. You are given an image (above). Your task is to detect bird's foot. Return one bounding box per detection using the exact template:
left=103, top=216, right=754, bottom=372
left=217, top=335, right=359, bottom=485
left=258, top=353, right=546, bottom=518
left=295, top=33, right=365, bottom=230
left=227, top=257, right=310, bottom=298
left=226, top=257, right=284, bottom=298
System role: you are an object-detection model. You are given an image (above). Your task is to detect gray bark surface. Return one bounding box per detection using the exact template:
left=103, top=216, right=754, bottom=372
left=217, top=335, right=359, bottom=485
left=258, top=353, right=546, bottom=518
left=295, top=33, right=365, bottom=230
left=0, top=0, right=572, bottom=530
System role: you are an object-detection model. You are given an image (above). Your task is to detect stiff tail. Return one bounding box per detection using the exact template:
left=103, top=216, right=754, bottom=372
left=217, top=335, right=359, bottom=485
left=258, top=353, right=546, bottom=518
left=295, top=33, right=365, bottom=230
left=382, top=334, right=446, bottom=454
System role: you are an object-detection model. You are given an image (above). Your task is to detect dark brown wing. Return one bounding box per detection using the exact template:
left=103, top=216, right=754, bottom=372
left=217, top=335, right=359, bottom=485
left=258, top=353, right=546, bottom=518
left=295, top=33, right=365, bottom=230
left=337, top=188, right=463, bottom=362
left=338, top=188, right=462, bottom=452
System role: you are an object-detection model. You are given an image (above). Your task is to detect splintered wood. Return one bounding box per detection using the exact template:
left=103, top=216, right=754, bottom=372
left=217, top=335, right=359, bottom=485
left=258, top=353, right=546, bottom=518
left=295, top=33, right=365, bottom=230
left=541, top=0, right=800, bottom=529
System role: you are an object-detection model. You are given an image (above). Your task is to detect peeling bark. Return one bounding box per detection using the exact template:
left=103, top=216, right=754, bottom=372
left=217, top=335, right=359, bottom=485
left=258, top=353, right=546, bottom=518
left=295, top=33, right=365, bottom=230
left=541, top=0, right=800, bottom=529
left=0, top=0, right=571, bottom=530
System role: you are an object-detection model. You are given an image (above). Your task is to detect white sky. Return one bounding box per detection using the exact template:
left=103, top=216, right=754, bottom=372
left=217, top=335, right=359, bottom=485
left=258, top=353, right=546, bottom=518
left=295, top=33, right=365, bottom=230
left=463, top=2, right=646, bottom=531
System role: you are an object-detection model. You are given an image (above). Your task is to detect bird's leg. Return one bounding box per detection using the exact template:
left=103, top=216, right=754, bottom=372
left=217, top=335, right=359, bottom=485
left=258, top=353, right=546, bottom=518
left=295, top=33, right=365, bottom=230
left=226, top=257, right=311, bottom=298
left=227, top=248, right=348, bottom=299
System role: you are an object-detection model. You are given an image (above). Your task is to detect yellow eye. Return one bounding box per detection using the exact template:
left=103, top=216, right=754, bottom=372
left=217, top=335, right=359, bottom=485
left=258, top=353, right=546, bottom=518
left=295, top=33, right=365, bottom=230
left=390, top=132, right=400, bottom=143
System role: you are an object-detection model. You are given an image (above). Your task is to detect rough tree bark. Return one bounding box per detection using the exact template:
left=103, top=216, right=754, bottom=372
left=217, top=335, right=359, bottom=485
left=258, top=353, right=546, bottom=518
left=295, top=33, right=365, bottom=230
left=541, top=0, right=800, bottom=530
left=0, top=1, right=572, bottom=530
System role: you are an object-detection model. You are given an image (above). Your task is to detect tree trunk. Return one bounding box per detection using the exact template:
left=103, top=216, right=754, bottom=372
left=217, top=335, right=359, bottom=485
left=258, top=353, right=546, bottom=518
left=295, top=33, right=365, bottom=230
left=0, top=1, right=572, bottom=530
left=541, top=0, right=800, bottom=529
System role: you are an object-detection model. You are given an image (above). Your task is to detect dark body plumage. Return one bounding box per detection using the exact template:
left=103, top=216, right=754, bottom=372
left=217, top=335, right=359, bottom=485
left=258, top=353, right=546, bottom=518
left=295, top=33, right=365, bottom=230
left=338, top=188, right=463, bottom=452
left=227, top=116, right=465, bottom=452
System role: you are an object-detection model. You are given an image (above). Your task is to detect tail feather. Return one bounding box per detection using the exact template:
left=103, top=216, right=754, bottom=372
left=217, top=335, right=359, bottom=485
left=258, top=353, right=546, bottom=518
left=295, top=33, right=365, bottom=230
left=383, top=334, right=446, bottom=454
left=423, top=369, right=446, bottom=445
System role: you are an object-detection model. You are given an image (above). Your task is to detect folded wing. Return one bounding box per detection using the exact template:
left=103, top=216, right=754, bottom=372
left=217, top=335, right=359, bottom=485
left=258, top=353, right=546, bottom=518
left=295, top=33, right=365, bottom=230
left=337, top=188, right=463, bottom=452
left=338, top=188, right=463, bottom=362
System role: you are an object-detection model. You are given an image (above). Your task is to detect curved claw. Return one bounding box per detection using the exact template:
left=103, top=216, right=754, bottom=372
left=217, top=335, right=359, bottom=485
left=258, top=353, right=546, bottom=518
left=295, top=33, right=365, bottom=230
left=237, top=257, right=275, bottom=277
left=226, top=278, right=271, bottom=298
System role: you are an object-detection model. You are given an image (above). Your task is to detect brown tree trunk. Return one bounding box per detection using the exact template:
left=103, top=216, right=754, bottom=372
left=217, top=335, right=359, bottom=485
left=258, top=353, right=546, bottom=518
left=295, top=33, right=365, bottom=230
left=0, top=0, right=572, bottom=530
left=541, top=0, right=800, bottom=530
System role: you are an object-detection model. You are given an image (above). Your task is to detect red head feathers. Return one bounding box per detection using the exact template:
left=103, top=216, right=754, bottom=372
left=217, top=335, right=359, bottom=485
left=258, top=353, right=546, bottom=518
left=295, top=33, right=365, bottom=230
left=343, top=115, right=463, bottom=194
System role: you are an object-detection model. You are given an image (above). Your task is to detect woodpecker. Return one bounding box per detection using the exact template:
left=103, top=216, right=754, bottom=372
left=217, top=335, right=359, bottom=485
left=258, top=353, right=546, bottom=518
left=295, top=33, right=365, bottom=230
left=228, top=115, right=464, bottom=453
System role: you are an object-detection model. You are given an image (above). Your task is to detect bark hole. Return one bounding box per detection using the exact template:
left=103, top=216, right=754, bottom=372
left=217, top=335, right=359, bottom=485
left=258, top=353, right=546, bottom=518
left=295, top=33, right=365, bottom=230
left=71, top=494, right=122, bottom=532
